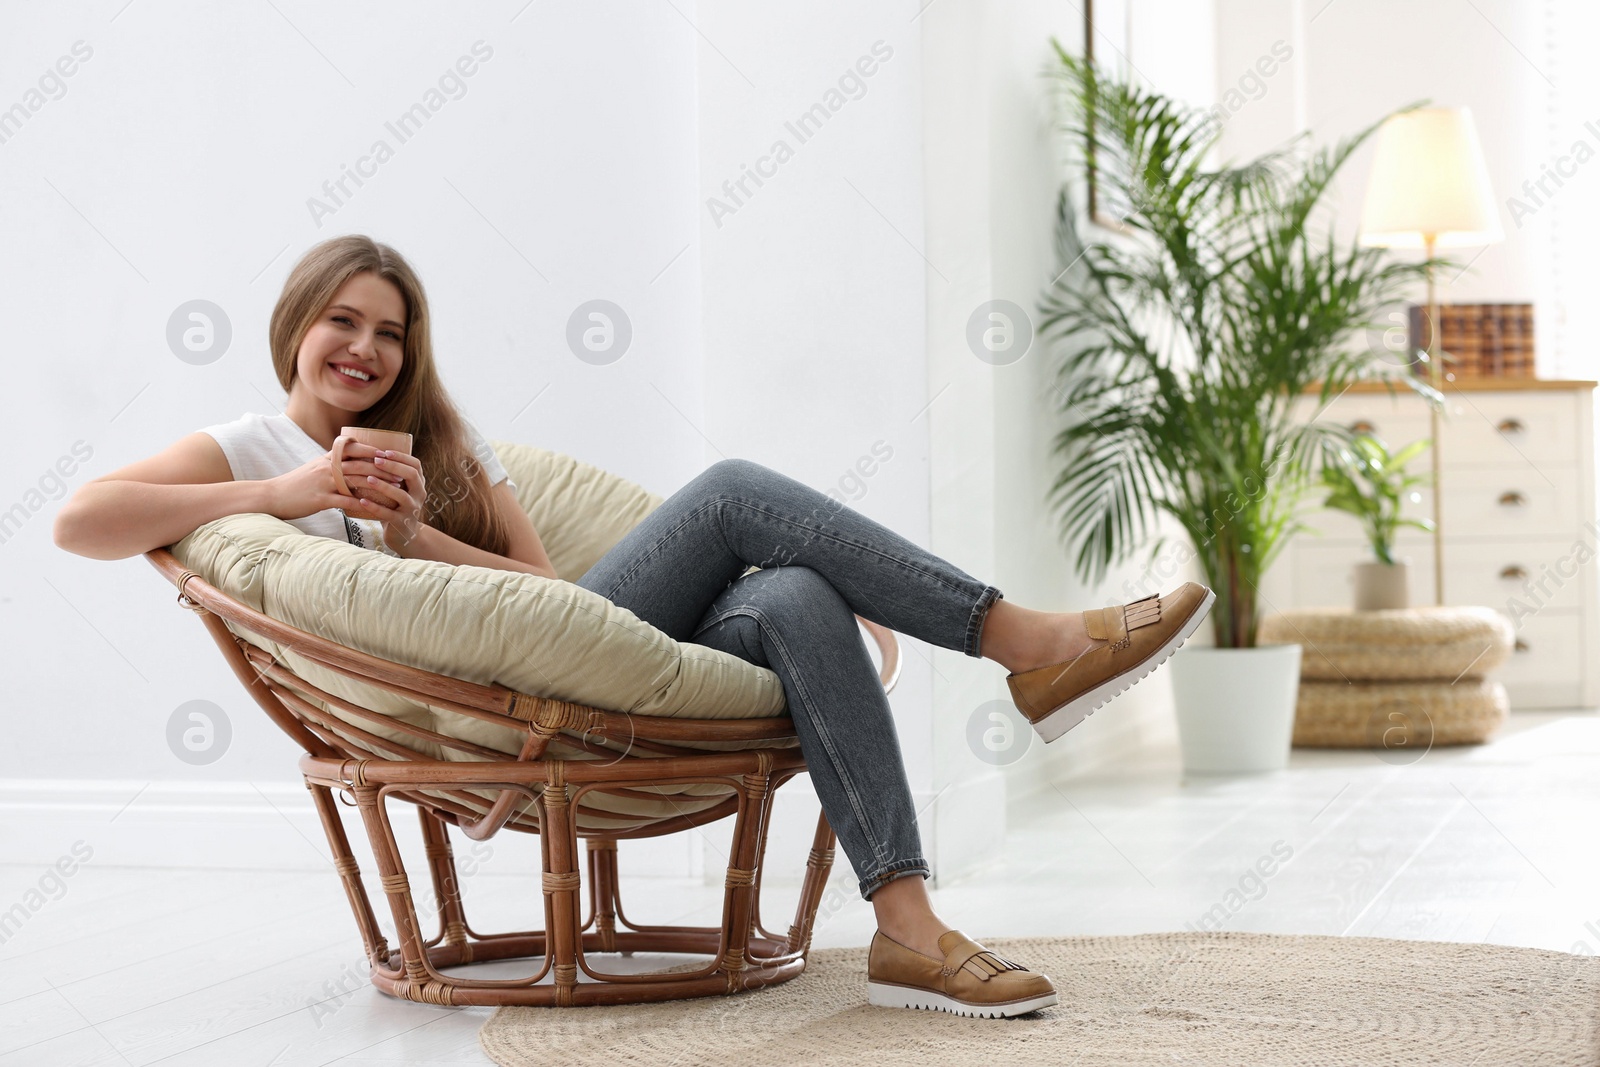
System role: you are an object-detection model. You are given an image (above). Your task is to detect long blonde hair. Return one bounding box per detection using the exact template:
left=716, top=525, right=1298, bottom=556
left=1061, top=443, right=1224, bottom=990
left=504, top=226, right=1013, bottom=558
left=269, top=235, right=511, bottom=557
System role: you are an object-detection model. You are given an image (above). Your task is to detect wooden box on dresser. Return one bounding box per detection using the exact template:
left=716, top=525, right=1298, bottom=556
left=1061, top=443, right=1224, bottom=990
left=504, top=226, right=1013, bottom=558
left=1258, top=378, right=1600, bottom=709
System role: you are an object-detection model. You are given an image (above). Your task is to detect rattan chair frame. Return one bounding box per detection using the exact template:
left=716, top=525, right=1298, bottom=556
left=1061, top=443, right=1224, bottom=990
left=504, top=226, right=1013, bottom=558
left=144, top=547, right=901, bottom=1007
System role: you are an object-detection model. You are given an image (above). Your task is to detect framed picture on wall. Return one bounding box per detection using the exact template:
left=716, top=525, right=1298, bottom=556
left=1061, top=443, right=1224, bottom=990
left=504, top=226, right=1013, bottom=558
left=1085, top=0, right=1135, bottom=233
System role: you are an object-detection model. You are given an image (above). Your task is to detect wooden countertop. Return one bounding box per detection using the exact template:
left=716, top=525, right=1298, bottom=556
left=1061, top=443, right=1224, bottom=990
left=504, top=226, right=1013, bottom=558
left=1301, top=377, right=1596, bottom=394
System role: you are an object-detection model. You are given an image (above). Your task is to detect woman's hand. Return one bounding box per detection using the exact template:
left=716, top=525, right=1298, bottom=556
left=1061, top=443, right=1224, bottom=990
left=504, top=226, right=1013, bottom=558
left=266, top=450, right=373, bottom=521
left=263, top=441, right=415, bottom=527
left=349, top=446, right=429, bottom=554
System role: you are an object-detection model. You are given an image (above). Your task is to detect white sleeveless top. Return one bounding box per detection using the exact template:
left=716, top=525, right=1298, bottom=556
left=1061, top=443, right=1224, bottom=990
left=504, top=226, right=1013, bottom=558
left=196, top=412, right=515, bottom=557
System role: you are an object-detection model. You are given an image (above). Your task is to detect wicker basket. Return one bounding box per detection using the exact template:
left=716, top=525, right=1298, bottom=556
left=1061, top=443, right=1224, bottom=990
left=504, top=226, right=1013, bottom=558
left=1259, top=606, right=1515, bottom=748
left=1258, top=607, right=1513, bottom=682
left=1293, top=677, right=1509, bottom=748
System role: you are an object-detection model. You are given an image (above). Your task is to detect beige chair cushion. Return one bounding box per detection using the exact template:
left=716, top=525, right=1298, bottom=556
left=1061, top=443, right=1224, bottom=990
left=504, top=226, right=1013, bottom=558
left=489, top=439, right=666, bottom=585
left=169, top=443, right=791, bottom=832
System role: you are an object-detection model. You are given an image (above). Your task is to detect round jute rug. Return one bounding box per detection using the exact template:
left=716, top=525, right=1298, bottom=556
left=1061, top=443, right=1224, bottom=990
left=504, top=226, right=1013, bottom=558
left=477, top=931, right=1600, bottom=1067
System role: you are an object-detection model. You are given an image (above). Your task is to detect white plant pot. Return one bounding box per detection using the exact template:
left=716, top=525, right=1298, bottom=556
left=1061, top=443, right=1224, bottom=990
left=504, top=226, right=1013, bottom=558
left=1169, top=643, right=1302, bottom=774
left=1353, top=560, right=1410, bottom=611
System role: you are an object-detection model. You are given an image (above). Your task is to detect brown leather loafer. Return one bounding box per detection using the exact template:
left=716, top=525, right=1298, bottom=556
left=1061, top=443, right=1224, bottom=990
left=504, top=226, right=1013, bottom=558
left=1007, top=581, right=1216, bottom=743
left=865, top=929, right=1058, bottom=1018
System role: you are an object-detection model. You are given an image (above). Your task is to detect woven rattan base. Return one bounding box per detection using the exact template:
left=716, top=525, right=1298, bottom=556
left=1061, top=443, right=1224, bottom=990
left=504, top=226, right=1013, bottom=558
left=144, top=544, right=909, bottom=1008
left=300, top=760, right=837, bottom=1007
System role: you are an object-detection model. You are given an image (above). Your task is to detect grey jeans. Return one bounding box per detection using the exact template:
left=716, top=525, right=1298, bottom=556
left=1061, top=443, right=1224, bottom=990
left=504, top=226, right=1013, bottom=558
left=574, top=458, right=1003, bottom=900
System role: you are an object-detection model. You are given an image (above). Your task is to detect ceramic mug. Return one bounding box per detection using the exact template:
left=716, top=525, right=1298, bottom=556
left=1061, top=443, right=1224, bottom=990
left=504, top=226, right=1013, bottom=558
left=331, top=426, right=414, bottom=505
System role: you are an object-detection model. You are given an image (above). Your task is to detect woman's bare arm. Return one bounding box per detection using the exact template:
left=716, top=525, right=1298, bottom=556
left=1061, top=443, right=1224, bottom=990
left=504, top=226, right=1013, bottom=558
left=53, top=433, right=273, bottom=560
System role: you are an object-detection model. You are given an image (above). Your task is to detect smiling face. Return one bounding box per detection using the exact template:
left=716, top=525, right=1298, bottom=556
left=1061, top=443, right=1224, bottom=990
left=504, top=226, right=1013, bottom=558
left=286, top=271, right=408, bottom=434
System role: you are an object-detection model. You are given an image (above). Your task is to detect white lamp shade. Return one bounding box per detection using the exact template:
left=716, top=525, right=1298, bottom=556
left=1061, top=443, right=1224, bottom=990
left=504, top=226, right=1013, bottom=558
left=1358, top=106, right=1503, bottom=248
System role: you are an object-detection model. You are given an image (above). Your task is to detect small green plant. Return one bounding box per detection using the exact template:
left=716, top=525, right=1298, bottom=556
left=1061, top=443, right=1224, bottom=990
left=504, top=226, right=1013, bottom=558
left=1317, top=434, right=1435, bottom=565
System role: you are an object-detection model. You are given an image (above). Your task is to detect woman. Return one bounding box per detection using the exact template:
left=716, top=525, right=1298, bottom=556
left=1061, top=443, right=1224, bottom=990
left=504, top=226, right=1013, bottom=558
left=54, top=235, right=1215, bottom=1020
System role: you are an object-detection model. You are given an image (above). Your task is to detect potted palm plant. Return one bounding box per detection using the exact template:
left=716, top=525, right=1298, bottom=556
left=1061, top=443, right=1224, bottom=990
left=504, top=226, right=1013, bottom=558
left=1039, top=43, right=1447, bottom=772
left=1316, top=433, right=1435, bottom=610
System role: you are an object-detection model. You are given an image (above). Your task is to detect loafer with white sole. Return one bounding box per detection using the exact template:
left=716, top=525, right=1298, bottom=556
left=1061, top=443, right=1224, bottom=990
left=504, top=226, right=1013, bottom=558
left=1007, top=581, right=1216, bottom=743
left=866, top=929, right=1058, bottom=1019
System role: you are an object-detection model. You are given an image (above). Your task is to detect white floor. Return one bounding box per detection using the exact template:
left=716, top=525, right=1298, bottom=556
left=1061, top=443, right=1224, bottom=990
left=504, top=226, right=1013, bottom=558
left=3, top=709, right=1597, bottom=1066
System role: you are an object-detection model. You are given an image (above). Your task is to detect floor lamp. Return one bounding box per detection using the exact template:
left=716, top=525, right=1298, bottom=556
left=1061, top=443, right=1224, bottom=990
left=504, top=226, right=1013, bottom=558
left=1357, top=107, right=1503, bottom=606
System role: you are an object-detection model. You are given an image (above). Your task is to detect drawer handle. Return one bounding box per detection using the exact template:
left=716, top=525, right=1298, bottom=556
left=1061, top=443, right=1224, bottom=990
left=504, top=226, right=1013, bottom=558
left=1497, top=418, right=1526, bottom=435
left=1348, top=420, right=1377, bottom=436
left=1514, top=638, right=1531, bottom=653
left=1499, top=564, right=1528, bottom=581
left=1498, top=490, right=1528, bottom=508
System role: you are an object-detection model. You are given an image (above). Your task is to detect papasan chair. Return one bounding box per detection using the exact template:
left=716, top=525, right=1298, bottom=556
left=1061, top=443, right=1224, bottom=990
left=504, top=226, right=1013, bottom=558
left=143, top=441, right=901, bottom=1008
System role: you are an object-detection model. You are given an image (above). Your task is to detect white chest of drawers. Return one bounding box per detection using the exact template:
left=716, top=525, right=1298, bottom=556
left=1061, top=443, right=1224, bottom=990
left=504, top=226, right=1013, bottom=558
left=1260, top=379, right=1600, bottom=709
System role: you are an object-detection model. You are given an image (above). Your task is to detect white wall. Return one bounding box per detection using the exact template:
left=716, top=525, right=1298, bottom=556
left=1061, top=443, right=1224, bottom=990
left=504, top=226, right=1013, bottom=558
left=921, top=0, right=1220, bottom=837
left=5, top=1, right=704, bottom=786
